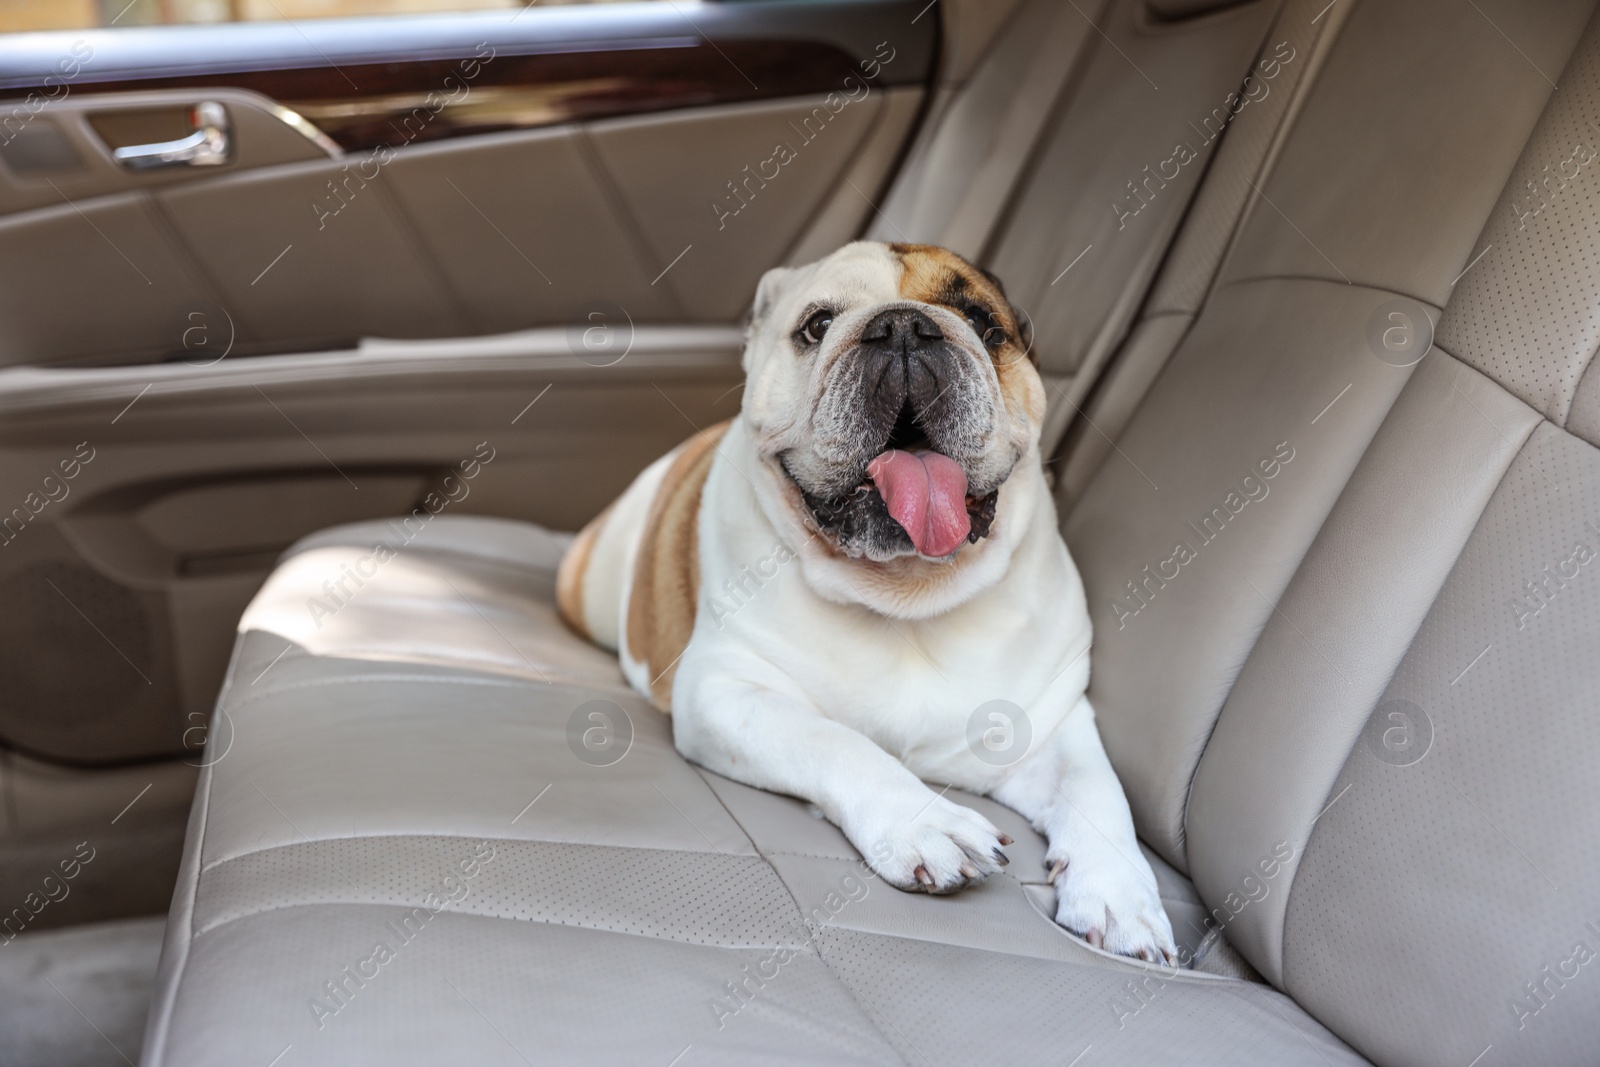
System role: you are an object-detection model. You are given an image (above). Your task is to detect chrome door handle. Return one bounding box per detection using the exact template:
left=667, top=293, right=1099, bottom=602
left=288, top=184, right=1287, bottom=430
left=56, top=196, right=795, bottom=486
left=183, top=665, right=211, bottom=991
left=112, top=101, right=230, bottom=170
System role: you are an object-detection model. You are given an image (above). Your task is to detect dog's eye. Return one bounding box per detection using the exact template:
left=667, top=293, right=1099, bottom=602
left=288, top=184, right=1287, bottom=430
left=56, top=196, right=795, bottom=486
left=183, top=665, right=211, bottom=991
left=798, top=309, right=834, bottom=346
left=964, top=306, right=1006, bottom=349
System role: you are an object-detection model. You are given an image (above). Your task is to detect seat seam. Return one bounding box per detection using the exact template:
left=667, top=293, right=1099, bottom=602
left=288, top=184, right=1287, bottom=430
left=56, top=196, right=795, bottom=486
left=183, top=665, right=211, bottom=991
left=802, top=935, right=916, bottom=1067
left=241, top=655, right=625, bottom=695
left=691, top=772, right=1227, bottom=1055
left=293, top=547, right=560, bottom=583
left=1215, top=272, right=1445, bottom=313
left=691, top=766, right=797, bottom=876
left=222, top=669, right=631, bottom=715
left=1270, top=346, right=1545, bottom=982
left=199, top=831, right=758, bottom=877
left=1174, top=340, right=1489, bottom=863
left=158, top=765, right=210, bottom=1064
left=1212, top=977, right=1369, bottom=1061
left=144, top=637, right=227, bottom=1067
left=1556, top=332, right=1600, bottom=428
left=185, top=899, right=812, bottom=952
left=688, top=766, right=918, bottom=1062
left=812, top=918, right=1247, bottom=987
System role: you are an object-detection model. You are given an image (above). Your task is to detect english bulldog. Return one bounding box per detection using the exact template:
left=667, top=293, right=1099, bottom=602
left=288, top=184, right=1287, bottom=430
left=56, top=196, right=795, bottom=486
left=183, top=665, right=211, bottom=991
left=557, top=241, right=1176, bottom=962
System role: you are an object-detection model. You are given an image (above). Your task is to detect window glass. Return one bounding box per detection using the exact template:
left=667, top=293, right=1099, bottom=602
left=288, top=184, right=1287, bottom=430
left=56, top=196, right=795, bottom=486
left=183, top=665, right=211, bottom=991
left=0, top=0, right=648, bottom=34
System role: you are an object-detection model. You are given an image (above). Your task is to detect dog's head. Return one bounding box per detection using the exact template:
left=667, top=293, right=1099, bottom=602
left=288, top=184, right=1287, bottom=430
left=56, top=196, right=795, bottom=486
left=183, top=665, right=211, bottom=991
left=740, top=241, right=1048, bottom=616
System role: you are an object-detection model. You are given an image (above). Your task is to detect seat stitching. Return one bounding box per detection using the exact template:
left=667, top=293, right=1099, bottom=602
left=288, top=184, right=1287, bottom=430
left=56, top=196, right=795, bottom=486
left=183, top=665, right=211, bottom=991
left=222, top=669, right=633, bottom=715
left=291, top=541, right=563, bottom=577
left=795, top=953, right=916, bottom=1067
left=1215, top=272, right=1445, bottom=312
left=186, top=900, right=811, bottom=952
left=199, top=831, right=753, bottom=877
left=761, top=849, right=872, bottom=862
left=690, top=766, right=790, bottom=871
left=1172, top=343, right=1536, bottom=975
left=1173, top=341, right=1505, bottom=842
left=1557, top=331, right=1600, bottom=427
left=687, top=767, right=916, bottom=1060
left=1265, top=346, right=1544, bottom=980
left=194, top=833, right=786, bottom=944
left=243, top=655, right=626, bottom=694
left=144, top=636, right=229, bottom=1067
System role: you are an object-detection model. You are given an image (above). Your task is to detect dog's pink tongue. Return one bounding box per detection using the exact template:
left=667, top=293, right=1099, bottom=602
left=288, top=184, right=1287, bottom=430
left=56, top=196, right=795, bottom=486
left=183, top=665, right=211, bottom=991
left=867, top=449, right=971, bottom=558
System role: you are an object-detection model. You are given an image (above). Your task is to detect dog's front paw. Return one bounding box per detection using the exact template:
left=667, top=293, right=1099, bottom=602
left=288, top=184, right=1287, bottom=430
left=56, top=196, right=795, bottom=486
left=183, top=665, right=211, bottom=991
left=1047, top=845, right=1177, bottom=964
left=855, top=794, right=1012, bottom=895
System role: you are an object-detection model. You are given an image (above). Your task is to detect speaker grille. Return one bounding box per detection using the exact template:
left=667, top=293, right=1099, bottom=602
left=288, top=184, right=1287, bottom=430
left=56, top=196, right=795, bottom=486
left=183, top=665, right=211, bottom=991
left=0, top=560, right=178, bottom=760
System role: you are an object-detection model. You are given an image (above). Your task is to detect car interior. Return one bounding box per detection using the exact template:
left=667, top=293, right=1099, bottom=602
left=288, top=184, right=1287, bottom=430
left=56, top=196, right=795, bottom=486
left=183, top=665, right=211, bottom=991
left=0, top=0, right=1597, bottom=1062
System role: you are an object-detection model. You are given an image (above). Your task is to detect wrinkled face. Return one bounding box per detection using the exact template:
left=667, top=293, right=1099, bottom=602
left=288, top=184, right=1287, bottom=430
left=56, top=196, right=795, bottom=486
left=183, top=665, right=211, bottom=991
left=742, top=242, right=1046, bottom=566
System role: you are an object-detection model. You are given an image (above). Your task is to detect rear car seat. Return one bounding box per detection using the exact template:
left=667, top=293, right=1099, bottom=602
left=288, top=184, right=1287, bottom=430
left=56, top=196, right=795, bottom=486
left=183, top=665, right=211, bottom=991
left=142, top=0, right=1600, bottom=1064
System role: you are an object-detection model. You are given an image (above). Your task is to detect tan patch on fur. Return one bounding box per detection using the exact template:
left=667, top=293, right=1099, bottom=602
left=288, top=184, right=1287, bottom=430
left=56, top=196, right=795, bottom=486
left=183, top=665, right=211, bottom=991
left=891, top=243, right=979, bottom=305
left=626, top=420, right=730, bottom=711
left=555, top=500, right=612, bottom=641
left=890, top=242, right=1041, bottom=422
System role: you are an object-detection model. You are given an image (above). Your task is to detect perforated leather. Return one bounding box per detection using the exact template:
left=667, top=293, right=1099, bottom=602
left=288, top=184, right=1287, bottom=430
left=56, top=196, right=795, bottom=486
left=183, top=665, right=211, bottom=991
left=145, top=0, right=1600, bottom=1063
left=143, top=518, right=1362, bottom=1066
left=1284, top=423, right=1600, bottom=1066
left=1437, top=12, right=1600, bottom=425
left=195, top=836, right=800, bottom=947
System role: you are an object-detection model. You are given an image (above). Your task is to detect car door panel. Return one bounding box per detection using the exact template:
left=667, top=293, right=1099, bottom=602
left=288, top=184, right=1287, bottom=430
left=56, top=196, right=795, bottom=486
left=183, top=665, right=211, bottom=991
left=0, top=192, right=207, bottom=365
left=0, top=88, right=336, bottom=213
left=0, top=324, right=744, bottom=767
left=157, top=156, right=469, bottom=351
left=383, top=126, right=679, bottom=334
left=0, top=2, right=930, bottom=781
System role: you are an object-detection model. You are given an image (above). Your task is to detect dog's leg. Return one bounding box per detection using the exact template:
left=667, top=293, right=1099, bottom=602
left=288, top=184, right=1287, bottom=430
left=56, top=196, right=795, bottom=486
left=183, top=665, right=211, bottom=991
left=991, top=696, right=1177, bottom=963
left=675, top=675, right=1011, bottom=894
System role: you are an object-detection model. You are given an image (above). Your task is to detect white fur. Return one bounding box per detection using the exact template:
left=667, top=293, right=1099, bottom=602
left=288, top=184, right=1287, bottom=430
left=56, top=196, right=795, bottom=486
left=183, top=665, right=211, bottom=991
left=621, top=243, right=1175, bottom=962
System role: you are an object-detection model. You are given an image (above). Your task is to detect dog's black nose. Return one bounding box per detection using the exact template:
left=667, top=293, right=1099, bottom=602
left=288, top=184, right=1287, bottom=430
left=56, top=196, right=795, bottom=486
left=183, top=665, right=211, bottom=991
left=855, top=309, right=952, bottom=448
left=860, top=308, right=944, bottom=352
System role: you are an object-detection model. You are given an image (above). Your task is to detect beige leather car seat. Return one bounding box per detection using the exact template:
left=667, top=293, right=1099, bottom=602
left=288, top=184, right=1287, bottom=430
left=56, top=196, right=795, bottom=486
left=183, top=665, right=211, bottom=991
left=141, top=0, right=1600, bottom=1063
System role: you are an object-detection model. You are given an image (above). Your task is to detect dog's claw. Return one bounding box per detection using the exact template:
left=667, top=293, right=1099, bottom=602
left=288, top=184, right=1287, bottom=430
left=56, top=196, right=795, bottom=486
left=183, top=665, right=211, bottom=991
left=914, top=865, right=934, bottom=887
left=1086, top=928, right=1104, bottom=949
left=1046, top=858, right=1067, bottom=884
left=958, top=863, right=980, bottom=880
left=992, top=848, right=1009, bottom=866
left=998, top=834, right=1014, bottom=846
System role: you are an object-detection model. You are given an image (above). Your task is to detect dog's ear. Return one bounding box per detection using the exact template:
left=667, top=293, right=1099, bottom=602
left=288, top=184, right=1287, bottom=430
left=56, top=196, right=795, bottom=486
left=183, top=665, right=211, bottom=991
left=749, top=266, right=794, bottom=330
left=744, top=265, right=795, bottom=371
left=979, top=267, right=1036, bottom=366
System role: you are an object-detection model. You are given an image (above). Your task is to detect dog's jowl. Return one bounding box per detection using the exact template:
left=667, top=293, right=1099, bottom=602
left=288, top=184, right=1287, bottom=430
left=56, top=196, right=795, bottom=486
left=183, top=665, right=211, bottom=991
left=558, top=241, right=1176, bottom=963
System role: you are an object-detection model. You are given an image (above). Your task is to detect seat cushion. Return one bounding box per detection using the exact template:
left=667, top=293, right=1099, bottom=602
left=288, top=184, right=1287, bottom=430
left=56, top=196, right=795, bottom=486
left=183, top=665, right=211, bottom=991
left=142, top=516, right=1365, bottom=1066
